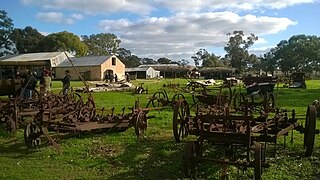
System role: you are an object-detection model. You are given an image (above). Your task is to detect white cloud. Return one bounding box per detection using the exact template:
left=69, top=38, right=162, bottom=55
left=35, top=12, right=83, bottom=24
left=39, top=31, right=50, bottom=36
left=22, top=0, right=153, bottom=15
left=155, top=0, right=316, bottom=12
left=250, top=46, right=275, bottom=55
left=22, top=0, right=317, bottom=15
left=99, top=12, right=296, bottom=60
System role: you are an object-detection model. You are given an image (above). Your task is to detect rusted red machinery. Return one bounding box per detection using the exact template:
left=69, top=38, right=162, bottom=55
left=22, top=94, right=154, bottom=151
left=1, top=91, right=156, bottom=151
left=172, top=99, right=318, bottom=179
left=233, top=76, right=277, bottom=113
left=146, top=89, right=185, bottom=108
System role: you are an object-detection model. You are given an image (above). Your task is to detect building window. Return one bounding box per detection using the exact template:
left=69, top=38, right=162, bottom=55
left=112, top=57, right=116, bottom=66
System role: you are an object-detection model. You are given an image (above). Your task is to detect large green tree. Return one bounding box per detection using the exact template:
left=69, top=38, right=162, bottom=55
left=271, top=34, right=320, bottom=73
left=141, top=57, right=156, bottom=64
left=224, top=31, right=258, bottom=72
left=11, top=26, right=44, bottom=53
left=117, top=48, right=142, bottom=67
left=0, top=10, right=15, bottom=56
left=191, top=48, right=209, bottom=67
left=81, top=33, right=120, bottom=55
left=203, top=53, right=224, bottom=67
left=37, top=31, right=88, bottom=56
left=157, top=57, right=172, bottom=64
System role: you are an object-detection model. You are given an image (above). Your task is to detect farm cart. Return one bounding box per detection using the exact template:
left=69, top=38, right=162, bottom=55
left=174, top=100, right=265, bottom=179
left=172, top=99, right=319, bottom=179
left=233, top=76, right=277, bottom=113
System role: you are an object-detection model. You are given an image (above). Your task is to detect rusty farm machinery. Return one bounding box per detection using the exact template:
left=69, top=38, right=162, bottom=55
left=0, top=91, right=158, bottom=152
left=172, top=82, right=319, bottom=179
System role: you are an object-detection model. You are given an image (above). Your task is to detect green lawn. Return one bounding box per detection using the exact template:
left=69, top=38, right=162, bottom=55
left=1, top=79, right=320, bottom=179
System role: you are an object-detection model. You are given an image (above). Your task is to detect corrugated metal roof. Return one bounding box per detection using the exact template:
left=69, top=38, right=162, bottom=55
left=57, top=55, right=112, bottom=67
left=125, top=67, right=151, bottom=72
left=139, top=64, right=179, bottom=68
left=0, top=52, right=68, bottom=62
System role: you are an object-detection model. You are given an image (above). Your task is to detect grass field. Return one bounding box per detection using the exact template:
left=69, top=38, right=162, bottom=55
left=1, top=79, right=320, bottom=179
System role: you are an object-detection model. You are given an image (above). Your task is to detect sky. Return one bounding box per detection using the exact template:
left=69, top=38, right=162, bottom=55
left=1, top=0, right=320, bottom=63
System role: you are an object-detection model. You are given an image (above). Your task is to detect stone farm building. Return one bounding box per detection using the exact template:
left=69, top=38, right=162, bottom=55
left=0, top=52, right=125, bottom=81
left=125, top=67, right=160, bottom=79
left=55, top=55, right=125, bottom=81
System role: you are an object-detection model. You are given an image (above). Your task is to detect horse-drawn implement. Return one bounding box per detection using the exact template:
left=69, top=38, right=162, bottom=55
left=173, top=96, right=319, bottom=179
left=1, top=91, right=158, bottom=152
left=233, top=76, right=277, bottom=113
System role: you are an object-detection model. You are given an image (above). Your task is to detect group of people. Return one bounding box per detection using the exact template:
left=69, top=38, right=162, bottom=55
left=104, top=73, right=131, bottom=83
left=105, top=73, right=118, bottom=83
left=19, top=68, right=71, bottom=99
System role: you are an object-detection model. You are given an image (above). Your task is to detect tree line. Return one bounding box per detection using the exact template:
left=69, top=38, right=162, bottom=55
left=1, top=10, right=320, bottom=73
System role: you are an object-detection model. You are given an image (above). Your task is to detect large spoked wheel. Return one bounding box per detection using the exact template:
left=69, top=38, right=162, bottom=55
left=134, top=110, right=148, bottom=137
left=24, top=122, right=42, bottom=149
left=151, top=91, right=167, bottom=107
left=233, top=93, right=245, bottom=111
left=183, top=141, right=199, bottom=179
left=173, top=100, right=190, bottom=142
left=304, top=105, right=316, bottom=156
left=254, top=143, right=262, bottom=180
left=171, top=93, right=185, bottom=107
left=219, top=85, right=232, bottom=106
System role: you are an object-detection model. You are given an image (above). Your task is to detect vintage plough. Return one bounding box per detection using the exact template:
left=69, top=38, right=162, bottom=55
left=22, top=93, right=156, bottom=151
left=1, top=91, right=157, bottom=152
left=173, top=98, right=319, bottom=179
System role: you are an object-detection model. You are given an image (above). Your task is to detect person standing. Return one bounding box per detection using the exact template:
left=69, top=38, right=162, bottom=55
left=126, top=73, right=130, bottom=82
left=114, top=74, right=118, bottom=82
left=62, top=70, right=71, bottom=95
left=40, top=70, right=51, bottom=94
left=23, top=70, right=37, bottom=99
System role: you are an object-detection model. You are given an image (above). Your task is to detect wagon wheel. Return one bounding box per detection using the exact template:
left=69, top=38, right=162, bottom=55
left=233, top=93, right=245, bottom=111
left=134, top=110, right=148, bottom=137
left=173, top=100, right=190, bottom=142
left=151, top=91, right=168, bottom=107
left=78, top=99, right=96, bottom=122
left=186, top=81, right=207, bottom=93
left=24, top=122, right=42, bottom=149
left=219, top=85, right=232, bottom=106
left=183, top=141, right=199, bottom=179
left=254, top=143, right=262, bottom=180
left=4, top=115, right=16, bottom=134
left=171, top=93, right=185, bottom=107
left=304, top=105, right=316, bottom=156
left=263, top=93, right=275, bottom=111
